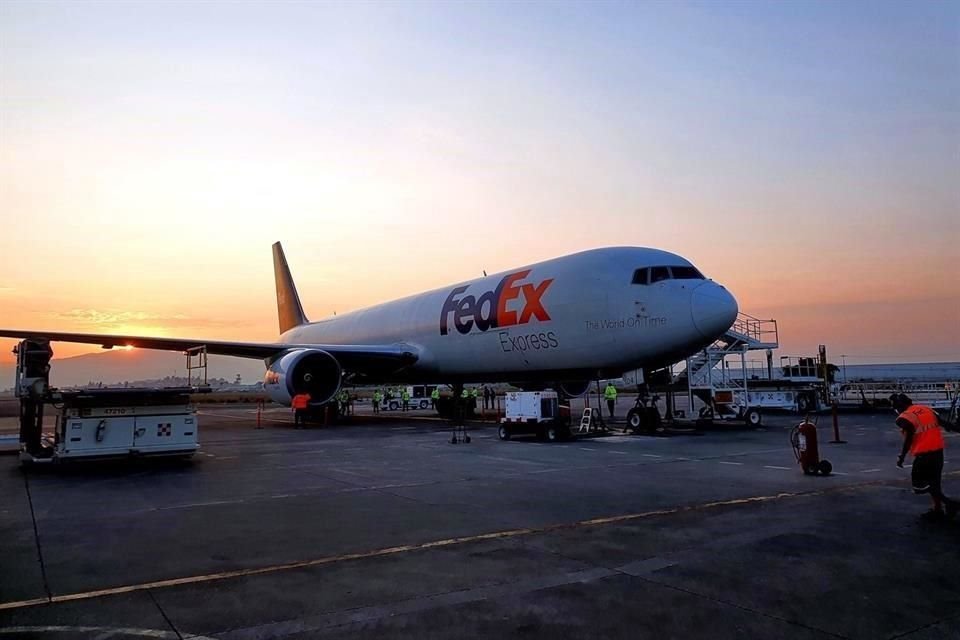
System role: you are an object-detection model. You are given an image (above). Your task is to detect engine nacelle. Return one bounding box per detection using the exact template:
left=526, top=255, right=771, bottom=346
left=557, top=380, right=591, bottom=397
left=264, top=349, right=342, bottom=406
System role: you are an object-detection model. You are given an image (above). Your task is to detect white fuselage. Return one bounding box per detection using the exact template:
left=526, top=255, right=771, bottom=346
left=279, top=247, right=738, bottom=383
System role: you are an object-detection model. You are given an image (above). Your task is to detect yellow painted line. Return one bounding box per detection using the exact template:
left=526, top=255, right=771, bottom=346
left=2, top=472, right=957, bottom=612
left=0, top=597, right=48, bottom=610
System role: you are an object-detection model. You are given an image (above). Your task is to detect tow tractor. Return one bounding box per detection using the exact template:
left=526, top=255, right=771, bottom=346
left=14, top=339, right=203, bottom=465
left=380, top=385, right=437, bottom=411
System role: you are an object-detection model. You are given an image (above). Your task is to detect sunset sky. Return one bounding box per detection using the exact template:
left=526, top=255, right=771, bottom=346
left=1, top=1, right=957, bottom=366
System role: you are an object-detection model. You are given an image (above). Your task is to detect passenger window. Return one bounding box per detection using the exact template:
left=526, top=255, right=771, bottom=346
left=631, top=268, right=649, bottom=285
left=671, top=266, right=705, bottom=280
left=649, top=266, right=670, bottom=283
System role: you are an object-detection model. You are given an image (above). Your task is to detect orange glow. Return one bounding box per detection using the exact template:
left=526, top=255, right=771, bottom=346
left=0, top=3, right=956, bottom=367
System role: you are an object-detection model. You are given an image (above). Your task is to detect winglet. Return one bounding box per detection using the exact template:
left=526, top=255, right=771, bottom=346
left=272, top=242, right=309, bottom=334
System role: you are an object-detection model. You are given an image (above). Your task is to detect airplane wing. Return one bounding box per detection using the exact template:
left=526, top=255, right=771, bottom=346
left=0, top=329, right=418, bottom=372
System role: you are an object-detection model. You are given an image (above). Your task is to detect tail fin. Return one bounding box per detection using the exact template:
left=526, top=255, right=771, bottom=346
left=272, top=242, right=309, bottom=334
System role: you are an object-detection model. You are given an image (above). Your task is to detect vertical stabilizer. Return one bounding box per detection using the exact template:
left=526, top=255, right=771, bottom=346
left=272, top=242, right=309, bottom=334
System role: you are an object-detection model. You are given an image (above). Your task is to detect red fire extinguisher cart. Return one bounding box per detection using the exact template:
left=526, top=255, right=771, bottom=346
left=790, top=419, right=833, bottom=476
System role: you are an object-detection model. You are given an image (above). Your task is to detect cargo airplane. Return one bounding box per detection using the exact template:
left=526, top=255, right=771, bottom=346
left=0, top=243, right=738, bottom=405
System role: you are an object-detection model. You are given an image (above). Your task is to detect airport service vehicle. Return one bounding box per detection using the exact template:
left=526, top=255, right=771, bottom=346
left=13, top=338, right=200, bottom=464
left=499, top=391, right=570, bottom=442
left=380, top=385, right=438, bottom=411
left=45, top=389, right=199, bottom=461
left=0, top=243, right=739, bottom=412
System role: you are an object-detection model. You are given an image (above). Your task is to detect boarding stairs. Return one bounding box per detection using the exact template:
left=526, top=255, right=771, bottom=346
left=684, top=313, right=779, bottom=412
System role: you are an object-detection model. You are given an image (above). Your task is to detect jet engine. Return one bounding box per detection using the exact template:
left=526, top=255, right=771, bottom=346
left=264, top=349, right=342, bottom=405
left=557, top=380, right=592, bottom=397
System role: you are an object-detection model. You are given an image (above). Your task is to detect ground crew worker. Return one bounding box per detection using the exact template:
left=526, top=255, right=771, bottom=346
left=338, top=389, right=350, bottom=416
left=430, top=387, right=440, bottom=410
left=604, top=383, right=618, bottom=420
left=372, top=389, right=382, bottom=414
left=460, top=387, right=471, bottom=422
left=291, top=392, right=311, bottom=428
left=892, top=394, right=958, bottom=521
left=401, top=387, right=411, bottom=411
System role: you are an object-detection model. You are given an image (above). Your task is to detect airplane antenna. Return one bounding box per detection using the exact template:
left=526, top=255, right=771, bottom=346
left=483, top=270, right=487, bottom=277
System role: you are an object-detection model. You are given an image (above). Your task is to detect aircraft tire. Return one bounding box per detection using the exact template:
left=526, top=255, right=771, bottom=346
left=627, top=409, right=643, bottom=433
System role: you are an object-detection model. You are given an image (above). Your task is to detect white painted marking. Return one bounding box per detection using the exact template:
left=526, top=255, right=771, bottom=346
left=579, top=447, right=598, bottom=452
left=158, top=499, right=239, bottom=510
left=719, top=461, right=743, bottom=466
left=764, top=465, right=791, bottom=470
left=642, top=454, right=662, bottom=458
left=831, top=471, right=850, bottom=476
left=608, top=451, right=628, bottom=455
left=0, top=626, right=218, bottom=640
left=861, top=468, right=882, bottom=473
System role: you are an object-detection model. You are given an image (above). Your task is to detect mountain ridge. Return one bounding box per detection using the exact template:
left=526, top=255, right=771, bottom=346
left=0, top=348, right=264, bottom=390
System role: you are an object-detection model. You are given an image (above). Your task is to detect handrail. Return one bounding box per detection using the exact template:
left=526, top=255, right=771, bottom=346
left=727, top=313, right=778, bottom=346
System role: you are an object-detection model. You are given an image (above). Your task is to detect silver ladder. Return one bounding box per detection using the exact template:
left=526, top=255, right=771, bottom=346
left=579, top=408, right=594, bottom=433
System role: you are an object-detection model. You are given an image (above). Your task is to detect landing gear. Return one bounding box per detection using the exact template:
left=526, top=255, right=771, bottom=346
left=626, top=394, right=662, bottom=434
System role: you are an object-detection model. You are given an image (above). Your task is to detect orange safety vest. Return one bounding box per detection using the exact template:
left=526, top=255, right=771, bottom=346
left=898, top=405, right=945, bottom=456
left=292, top=394, right=310, bottom=410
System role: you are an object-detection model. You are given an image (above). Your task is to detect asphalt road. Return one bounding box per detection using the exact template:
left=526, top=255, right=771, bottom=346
left=1, top=407, right=958, bottom=639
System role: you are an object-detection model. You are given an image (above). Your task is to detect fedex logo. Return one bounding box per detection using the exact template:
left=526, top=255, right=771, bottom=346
left=440, top=270, right=554, bottom=336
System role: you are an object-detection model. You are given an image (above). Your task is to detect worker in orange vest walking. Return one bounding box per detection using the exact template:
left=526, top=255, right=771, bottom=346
left=892, top=393, right=957, bottom=521
left=291, top=392, right=311, bottom=429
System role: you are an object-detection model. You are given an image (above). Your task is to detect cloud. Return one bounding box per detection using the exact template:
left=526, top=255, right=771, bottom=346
left=54, top=308, right=233, bottom=329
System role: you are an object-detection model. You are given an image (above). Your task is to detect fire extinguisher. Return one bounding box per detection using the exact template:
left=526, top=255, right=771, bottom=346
left=790, top=419, right=833, bottom=476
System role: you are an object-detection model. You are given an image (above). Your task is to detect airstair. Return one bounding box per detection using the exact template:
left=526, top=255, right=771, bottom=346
left=684, top=313, right=779, bottom=417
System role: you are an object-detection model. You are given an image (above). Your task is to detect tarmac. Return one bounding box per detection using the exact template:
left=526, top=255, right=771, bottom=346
left=1, top=403, right=958, bottom=639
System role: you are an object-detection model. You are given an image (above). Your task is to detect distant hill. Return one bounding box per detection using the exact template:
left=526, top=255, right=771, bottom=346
left=0, top=349, right=265, bottom=390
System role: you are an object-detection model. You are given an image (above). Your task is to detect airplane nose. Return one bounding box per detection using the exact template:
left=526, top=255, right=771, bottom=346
left=691, top=282, right=739, bottom=339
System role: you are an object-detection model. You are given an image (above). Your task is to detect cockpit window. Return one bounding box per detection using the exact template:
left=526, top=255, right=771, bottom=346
left=671, top=266, right=705, bottom=280
left=631, top=268, right=649, bottom=285
left=631, top=265, right=706, bottom=285
left=649, top=266, right=671, bottom=283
